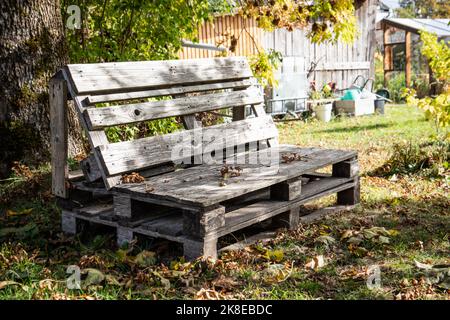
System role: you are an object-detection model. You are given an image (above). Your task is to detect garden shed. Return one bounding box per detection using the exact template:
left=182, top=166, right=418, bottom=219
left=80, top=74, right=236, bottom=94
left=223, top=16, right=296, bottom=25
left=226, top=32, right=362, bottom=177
left=381, top=18, right=450, bottom=90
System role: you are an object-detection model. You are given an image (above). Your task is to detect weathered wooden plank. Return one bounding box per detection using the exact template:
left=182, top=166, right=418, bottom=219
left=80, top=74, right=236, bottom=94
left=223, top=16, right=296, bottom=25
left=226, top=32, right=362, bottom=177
left=61, top=210, right=77, bottom=234
left=272, top=207, right=300, bottom=230
left=252, top=103, right=278, bottom=147
left=96, top=115, right=278, bottom=177
left=315, top=61, right=371, bottom=71
left=116, top=146, right=357, bottom=208
left=66, top=57, right=252, bottom=94
left=84, top=87, right=263, bottom=129
left=332, top=159, right=359, bottom=178
left=49, top=75, right=68, bottom=198
left=270, top=177, right=303, bottom=201
left=183, top=206, right=225, bottom=237
left=337, top=177, right=360, bottom=205
left=61, top=70, right=120, bottom=190
left=183, top=237, right=218, bottom=260
left=141, top=214, right=183, bottom=237
left=117, top=227, right=134, bottom=246
left=80, top=154, right=102, bottom=182
left=86, top=79, right=254, bottom=105
left=68, top=170, right=84, bottom=181
left=114, top=194, right=132, bottom=218
left=212, top=181, right=357, bottom=238
left=75, top=203, right=113, bottom=216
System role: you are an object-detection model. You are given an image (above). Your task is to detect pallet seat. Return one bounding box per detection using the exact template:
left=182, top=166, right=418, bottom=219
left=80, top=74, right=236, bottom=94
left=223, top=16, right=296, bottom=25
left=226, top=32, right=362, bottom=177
left=50, top=57, right=360, bottom=259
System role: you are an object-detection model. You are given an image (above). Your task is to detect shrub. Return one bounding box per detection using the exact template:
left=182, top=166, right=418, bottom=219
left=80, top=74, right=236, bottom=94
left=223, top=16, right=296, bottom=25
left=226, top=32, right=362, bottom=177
left=404, top=31, right=450, bottom=128
left=386, top=73, right=406, bottom=103
left=370, top=140, right=449, bottom=179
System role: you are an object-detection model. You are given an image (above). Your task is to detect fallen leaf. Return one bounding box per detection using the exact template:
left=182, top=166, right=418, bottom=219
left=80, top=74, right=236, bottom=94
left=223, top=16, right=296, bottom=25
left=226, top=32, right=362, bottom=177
left=39, top=279, right=57, bottom=290
left=220, top=165, right=242, bottom=178
left=134, top=250, right=156, bottom=267
left=212, top=275, right=239, bottom=291
left=414, top=260, right=433, bottom=270
left=255, top=263, right=293, bottom=284
left=195, top=288, right=222, bottom=300
left=315, top=235, right=336, bottom=246
left=263, top=249, right=284, bottom=262
left=378, top=235, right=390, bottom=244
left=347, top=236, right=364, bottom=245
left=305, top=255, right=325, bottom=270
left=341, top=230, right=354, bottom=240
left=115, top=249, right=128, bottom=262
left=6, top=208, right=33, bottom=217
left=82, top=268, right=105, bottom=288
left=121, top=172, right=145, bottom=184
left=0, top=281, right=22, bottom=290
left=153, top=272, right=170, bottom=290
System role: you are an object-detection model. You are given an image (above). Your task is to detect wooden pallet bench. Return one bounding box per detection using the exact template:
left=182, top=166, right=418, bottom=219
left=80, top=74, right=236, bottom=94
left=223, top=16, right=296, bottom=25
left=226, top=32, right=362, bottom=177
left=50, top=57, right=360, bottom=259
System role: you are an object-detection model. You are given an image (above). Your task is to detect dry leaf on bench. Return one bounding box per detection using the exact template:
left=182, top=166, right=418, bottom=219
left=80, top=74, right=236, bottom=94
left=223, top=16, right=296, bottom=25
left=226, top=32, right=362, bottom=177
left=121, top=172, right=145, bottom=184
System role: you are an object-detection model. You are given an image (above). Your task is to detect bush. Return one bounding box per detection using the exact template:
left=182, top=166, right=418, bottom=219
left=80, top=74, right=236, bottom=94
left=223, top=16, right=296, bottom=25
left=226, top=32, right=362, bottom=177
left=386, top=73, right=406, bottom=103
left=370, top=139, right=449, bottom=179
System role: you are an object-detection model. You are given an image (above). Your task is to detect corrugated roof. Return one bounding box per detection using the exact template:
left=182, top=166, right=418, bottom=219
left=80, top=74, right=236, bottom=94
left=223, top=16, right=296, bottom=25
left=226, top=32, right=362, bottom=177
left=384, top=18, right=450, bottom=37
left=379, top=0, right=401, bottom=10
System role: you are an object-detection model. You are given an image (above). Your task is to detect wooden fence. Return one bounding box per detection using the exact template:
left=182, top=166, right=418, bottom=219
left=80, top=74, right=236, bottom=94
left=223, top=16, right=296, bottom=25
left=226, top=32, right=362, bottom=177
left=179, top=15, right=262, bottom=59
left=180, top=0, right=378, bottom=91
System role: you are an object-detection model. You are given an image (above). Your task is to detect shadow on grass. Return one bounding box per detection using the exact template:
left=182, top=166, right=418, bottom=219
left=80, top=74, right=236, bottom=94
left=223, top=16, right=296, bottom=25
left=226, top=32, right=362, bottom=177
left=315, top=123, right=392, bottom=134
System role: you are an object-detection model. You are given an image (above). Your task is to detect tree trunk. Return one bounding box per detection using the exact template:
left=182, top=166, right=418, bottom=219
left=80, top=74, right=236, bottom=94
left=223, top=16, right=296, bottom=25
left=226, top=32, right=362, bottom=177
left=0, top=0, right=83, bottom=177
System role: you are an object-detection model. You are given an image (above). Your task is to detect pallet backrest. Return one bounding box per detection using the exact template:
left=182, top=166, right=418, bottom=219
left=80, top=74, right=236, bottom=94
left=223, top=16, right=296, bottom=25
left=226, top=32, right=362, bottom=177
left=61, top=57, right=278, bottom=189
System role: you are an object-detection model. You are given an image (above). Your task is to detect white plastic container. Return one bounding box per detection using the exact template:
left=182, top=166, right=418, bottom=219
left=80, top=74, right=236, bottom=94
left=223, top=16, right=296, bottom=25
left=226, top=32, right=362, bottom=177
left=315, top=103, right=333, bottom=122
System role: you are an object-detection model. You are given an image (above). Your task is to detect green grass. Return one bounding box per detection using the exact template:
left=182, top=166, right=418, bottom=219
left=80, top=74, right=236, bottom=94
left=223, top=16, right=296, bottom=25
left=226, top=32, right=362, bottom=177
left=0, top=104, right=449, bottom=300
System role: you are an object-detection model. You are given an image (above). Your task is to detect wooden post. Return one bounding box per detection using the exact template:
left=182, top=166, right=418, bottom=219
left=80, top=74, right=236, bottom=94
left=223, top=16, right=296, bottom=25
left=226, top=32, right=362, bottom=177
left=272, top=207, right=300, bottom=230
left=270, top=177, right=303, bottom=201
left=383, top=23, right=391, bottom=87
left=333, top=158, right=360, bottom=205
left=182, top=206, right=224, bottom=259
left=405, top=31, right=412, bottom=88
left=337, top=178, right=360, bottom=206
left=184, top=236, right=218, bottom=260
left=49, top=75, right=68, bottom=198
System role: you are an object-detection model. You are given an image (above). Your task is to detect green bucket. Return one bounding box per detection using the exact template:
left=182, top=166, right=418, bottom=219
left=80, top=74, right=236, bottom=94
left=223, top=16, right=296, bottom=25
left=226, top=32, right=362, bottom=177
left=341, top=89, right=360, bottom=101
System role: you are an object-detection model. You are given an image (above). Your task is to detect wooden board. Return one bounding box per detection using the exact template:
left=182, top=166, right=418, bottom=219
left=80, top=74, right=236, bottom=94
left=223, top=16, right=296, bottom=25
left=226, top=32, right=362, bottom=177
left=65, top=57, right=252, bottom=94
left=115, top=145, right=357, bottom=208
left=96, top=115, right=278, bottom=178
left=84, top=87, right=263, bottom=129
left=85, top=79, right=254, bottom=105
left=49, top=76, right=68, bottom=198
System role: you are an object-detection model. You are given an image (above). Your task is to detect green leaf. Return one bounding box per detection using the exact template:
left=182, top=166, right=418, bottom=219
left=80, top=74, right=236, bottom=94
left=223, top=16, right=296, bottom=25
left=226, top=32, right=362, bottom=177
left=134, top=250, right=157, bottom=267
left=82, top=268, right=105, bottom=288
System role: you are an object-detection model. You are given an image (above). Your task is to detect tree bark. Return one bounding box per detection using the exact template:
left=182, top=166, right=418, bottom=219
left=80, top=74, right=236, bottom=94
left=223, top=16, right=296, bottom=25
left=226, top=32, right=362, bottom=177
left=0, top=0, right=83, bottom=177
